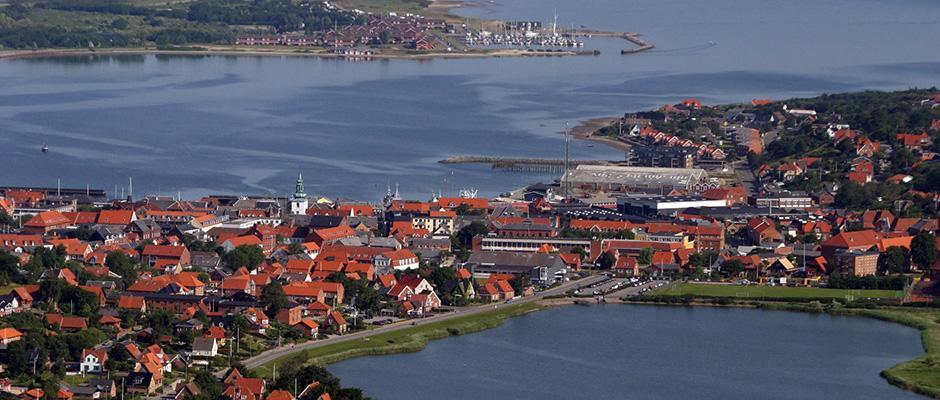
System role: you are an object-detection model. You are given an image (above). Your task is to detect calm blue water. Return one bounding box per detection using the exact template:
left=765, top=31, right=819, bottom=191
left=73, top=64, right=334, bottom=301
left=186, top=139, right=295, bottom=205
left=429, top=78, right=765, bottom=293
left=329, top=305, right=926, bottom=400
left=1, top=0, right=938, bottom=200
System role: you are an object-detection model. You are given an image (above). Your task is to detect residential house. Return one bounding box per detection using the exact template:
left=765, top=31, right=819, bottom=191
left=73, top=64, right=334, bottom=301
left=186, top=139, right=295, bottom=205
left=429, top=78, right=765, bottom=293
left=0, top=327, right=23, bottom=348
left=324, top=311, right=347, bottom=334
left=191, top=337, right=218, bottom=365
left=80, top=348, right=108, bottom=374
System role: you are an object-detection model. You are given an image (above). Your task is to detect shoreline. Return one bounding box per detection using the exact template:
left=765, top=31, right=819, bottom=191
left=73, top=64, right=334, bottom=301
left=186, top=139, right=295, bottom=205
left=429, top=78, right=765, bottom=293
left=0, top=46, right=588, bottom=62
left=0, top=2, right=653, bottom=63
left=267, top=297, right=937, bottom=398
left=570, top=117, right=632, bottom=152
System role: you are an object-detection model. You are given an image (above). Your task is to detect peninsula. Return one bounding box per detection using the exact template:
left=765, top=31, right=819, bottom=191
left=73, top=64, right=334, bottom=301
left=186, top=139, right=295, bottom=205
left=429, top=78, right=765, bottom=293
left=0, top=0, right=652, bottom=60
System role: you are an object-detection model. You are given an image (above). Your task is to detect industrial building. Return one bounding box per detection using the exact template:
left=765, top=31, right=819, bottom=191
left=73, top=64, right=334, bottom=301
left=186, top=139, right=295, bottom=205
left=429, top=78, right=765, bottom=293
left=564, top=165, right=708, bottom=192
left=617, top=194, right=727, bottom=216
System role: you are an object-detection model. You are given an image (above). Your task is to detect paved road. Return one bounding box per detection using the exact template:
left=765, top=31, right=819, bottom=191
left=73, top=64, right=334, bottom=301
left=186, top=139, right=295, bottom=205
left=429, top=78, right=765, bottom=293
left=241, top=274, right=608, bottom=371
left=732, top=160, right=760, bottom=196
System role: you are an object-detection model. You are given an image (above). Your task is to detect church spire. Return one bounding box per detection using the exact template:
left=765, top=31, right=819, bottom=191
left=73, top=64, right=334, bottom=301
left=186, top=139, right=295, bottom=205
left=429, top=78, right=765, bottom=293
left=294, top=172, right=306, bottom=199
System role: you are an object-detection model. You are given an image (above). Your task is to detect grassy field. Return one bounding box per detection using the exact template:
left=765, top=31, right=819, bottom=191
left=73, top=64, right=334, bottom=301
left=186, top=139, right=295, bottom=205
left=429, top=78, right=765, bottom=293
left=334, top=0, right=432, bottom=14
left=659, top=283, right=903, bottom=301
left=254, top=302, right=542, bottom=378
left=0, top=284, right=22, bottom=295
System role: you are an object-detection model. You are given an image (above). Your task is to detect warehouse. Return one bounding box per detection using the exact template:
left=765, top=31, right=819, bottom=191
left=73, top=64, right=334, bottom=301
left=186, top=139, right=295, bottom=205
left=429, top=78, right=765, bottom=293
left=564, top=165, right=708, bottom=192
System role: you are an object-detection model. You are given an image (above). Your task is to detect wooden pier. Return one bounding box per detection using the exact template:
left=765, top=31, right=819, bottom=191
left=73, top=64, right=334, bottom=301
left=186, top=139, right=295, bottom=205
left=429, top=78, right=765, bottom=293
left=439, top=156, right=610, bottom=172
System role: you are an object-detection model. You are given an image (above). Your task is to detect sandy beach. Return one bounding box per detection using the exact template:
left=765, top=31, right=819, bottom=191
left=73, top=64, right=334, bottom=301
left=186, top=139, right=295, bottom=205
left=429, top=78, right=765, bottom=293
left=570, top=117, right=632, bottom=152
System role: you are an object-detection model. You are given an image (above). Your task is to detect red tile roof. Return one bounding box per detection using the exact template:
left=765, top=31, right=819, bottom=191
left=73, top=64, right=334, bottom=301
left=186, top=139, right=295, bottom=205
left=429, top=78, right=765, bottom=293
left=97, top=210, right=135, bottom=225
left=24, top=210, right=70, bottom=228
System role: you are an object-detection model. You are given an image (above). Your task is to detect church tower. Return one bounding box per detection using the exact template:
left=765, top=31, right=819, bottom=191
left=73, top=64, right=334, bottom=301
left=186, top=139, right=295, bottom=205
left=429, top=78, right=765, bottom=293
left=289, top=172, right=308, bottom=215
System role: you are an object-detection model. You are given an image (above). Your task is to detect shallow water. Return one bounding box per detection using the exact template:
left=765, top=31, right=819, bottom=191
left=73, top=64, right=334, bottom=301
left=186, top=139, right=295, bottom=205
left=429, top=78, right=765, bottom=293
left=1, top=0, right=938, bottom=200
left=330, top=304, right=926, bottom=400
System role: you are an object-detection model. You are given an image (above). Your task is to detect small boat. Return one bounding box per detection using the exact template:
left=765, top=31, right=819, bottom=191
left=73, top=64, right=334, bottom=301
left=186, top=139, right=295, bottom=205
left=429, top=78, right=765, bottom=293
left=41, top=144, right=48, bottom=153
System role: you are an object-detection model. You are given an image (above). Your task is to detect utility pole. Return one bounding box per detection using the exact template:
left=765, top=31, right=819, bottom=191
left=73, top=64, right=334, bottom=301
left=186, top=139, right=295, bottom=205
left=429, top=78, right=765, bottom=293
left=564, top=121, right=570, bottom=199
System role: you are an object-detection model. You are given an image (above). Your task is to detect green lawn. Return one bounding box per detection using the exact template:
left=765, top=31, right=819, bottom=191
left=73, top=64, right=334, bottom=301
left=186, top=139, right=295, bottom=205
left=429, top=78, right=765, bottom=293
left=0, top=284, right=22, bottom=295
left=254, top=302, right=542, bottom=377
left=333, top=0, right=431, bottom=14
left=659, top=283, right=903, bottom=301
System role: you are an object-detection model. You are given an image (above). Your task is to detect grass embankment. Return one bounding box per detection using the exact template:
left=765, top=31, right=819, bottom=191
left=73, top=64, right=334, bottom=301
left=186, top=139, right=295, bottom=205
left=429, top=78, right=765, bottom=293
left=659, top=282, right=903, bottom=301
left=254, top=302, right=542, bottom=378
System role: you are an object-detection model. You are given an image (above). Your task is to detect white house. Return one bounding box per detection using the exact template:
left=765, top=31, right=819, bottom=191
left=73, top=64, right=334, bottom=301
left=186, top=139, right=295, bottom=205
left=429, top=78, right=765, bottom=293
left=81, top=349, right=108, bottom=374
left=191, top=337, right=218, bottom=365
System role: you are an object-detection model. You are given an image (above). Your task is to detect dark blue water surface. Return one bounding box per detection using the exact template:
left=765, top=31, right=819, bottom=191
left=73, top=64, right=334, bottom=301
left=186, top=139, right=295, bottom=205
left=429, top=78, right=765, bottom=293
left=1, top=0, right=938, bottom=200
left=329, top=305, right=926, bottom=400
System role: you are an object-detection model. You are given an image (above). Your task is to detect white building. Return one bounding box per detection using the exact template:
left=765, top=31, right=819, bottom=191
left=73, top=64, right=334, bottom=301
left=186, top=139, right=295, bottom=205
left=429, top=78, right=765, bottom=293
left=80, top=349, right=107, bottom=374
left=289, top=173, right=309, bottom=215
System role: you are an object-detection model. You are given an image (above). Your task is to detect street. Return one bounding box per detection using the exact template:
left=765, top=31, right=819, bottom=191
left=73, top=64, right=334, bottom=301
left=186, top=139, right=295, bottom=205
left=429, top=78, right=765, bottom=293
left=240, top=274, right=609, bottom=372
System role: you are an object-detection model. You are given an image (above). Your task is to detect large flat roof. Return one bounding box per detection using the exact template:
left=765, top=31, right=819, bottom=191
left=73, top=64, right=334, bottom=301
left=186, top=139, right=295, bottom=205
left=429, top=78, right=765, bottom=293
left=565, top=165, right=707, bottom=188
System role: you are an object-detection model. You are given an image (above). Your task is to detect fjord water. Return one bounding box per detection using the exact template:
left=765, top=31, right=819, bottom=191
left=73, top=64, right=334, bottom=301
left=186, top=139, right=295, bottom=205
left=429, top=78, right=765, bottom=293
left=1, top=0, right=939, bottom=200
left=329, top=305, right=925, bottom=400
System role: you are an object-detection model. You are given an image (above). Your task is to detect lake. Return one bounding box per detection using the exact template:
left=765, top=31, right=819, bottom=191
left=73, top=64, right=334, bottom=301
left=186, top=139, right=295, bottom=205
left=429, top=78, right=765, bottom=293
left=329, top=304, right=926, bottom=400
left=1, top=0, right=938, bottom=200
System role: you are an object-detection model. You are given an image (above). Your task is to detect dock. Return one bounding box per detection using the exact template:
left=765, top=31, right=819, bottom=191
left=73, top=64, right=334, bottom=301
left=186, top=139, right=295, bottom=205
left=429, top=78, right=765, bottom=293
left=569, top=29, right=654, bottom=54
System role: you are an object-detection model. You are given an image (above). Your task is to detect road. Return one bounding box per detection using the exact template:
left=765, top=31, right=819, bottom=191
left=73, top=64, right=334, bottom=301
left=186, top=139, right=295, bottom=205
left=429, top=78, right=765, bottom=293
left=240, top=274, right=608, bottom=371
left=732, top=160, right=760, bottom=196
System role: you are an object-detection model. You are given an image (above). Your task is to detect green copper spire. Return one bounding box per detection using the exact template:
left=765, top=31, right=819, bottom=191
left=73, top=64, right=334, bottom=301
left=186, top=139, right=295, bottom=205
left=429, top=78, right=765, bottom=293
left=294, top=172, right=306, bottom=199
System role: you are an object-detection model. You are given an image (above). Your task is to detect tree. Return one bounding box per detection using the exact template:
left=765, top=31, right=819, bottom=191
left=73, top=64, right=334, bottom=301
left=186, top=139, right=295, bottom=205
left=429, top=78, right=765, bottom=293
left=286, top=242, right=305, bottom=255
left=723, top=259, right=744, bottom=276
left=106, top=250, right=138, bottom=288
left=835, top=181, right=868, bottom=210
left=26, top=246, right=64, bottom=275
left=571, top=247, right=588, bottom=260
left=106, top=345, right=134, bottom=372
left=510, top=275, right=530, bottom=295
left=223, top=245, right=265, bottom=270
left=147, top=309, right=176, bottom=337
left=2, top=340, right=28, bottom=376
left=193, top=370, right=224, bottom=400
left=638, top=247, right=654, bottom=265
left=426, top=266, right=455, bottom=289
left=0, top=211, right=15, bottom=228
left=261, top=281, right=289, bottom=316
left=60, top=284, right=100, bottom=316
left=879, top=246, right=910, bottom=274
left=455, top=221, right=488, bottom=248
left=39, top=278, right=67, bottom=309
left=0, top=249, right=26, bottom=284
left=688, top=251, right=717, bottom=269
left=911, top=232, right=937, bottom=269
left=597, top=252, right=616, bottom=270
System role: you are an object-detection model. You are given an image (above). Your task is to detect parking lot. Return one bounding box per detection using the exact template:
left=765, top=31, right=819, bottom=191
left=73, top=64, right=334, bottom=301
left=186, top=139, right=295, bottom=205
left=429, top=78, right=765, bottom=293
left=571, top=275, right=672, bottom=298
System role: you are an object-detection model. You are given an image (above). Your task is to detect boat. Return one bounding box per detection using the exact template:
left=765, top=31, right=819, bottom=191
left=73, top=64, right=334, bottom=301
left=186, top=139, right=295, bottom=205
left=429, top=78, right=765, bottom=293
left=41, top=144, right=48, bottom=153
